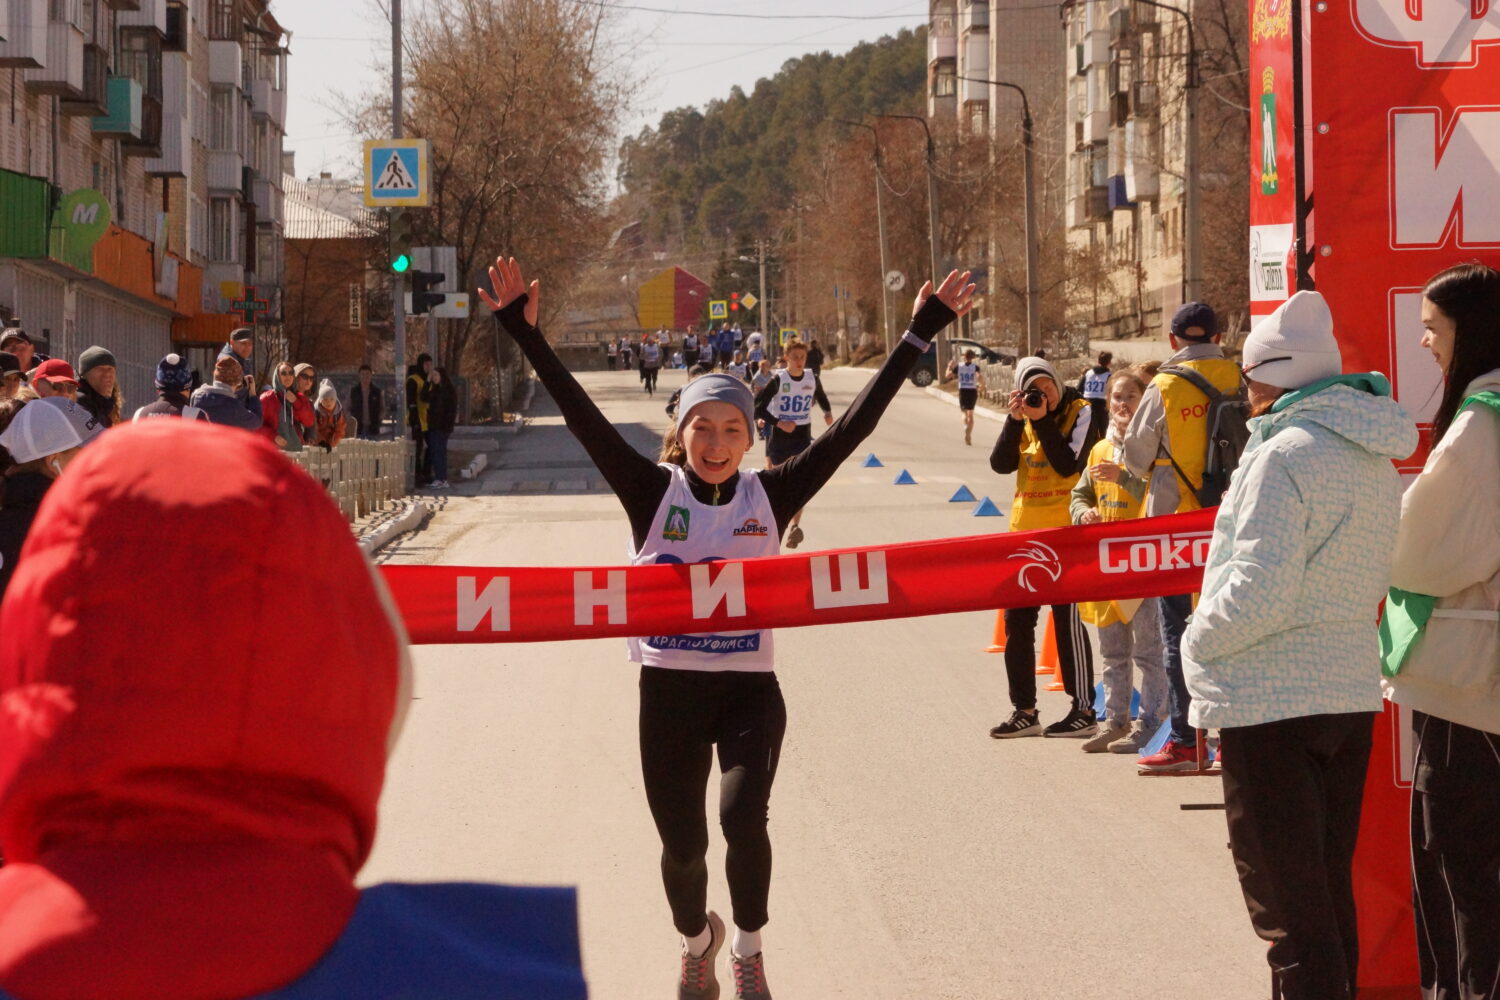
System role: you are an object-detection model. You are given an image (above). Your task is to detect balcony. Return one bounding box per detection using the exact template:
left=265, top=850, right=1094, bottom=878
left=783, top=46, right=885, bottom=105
left=121, top=93, right=163, bottom=157
left=252, top=177, right=282, bottom=225
left=59, top=42, right=108, bottom=114
left=208, top=39, right=242, bottom=87
left=92, top=75, right=144, bottom=139
left=1124, top=118, right=1159, bottom=201
left=1068, top=186, right=1111, bottom=228
left=22, top=21, right=84, bottom=95
left=1081, top=108, right=1109, bottom=143
left=207, top=149, right=245, bottom=191
left=145, top=53, right=189, bottom=176
left=250, top=75, right=273, bottom=117
left=928, top=33, right=957, bottom=62
left=103, top=0, right=142, bottom=9
left=0, top=0, right=46, bottom=67
left=116, top=0, right=167, bottom=34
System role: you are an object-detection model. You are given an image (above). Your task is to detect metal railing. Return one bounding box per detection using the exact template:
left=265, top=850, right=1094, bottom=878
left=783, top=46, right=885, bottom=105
left=287, top=438, right=413, bottom=523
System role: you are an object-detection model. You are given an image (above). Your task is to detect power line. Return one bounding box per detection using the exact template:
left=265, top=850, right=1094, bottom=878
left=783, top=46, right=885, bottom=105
left=581, top=0, right=926, bottom=20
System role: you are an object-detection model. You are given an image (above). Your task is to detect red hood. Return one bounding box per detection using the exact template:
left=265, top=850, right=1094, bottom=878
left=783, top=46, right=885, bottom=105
left=0, top=420, right=403, bottom=999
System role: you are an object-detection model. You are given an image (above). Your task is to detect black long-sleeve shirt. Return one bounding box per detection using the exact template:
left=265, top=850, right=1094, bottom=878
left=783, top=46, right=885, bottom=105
left=496, top=296, right=957, bottom=549
left=752, top=370, right=832, bottom=446
left=989, top=387, right=1098, bottom=478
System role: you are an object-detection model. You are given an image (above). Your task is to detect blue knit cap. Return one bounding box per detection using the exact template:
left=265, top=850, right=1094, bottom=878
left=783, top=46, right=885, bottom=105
left=155, top=353, right=193, bottom=391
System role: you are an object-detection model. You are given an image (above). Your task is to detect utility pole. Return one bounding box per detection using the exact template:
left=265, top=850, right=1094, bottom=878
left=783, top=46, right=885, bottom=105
left=391, top=0, right=406, bottom=439
left=959, top=76, right=1040, bottom=356
left=758, top=240, right=769, bottom=358
left=1133, top=0, right=1200, bottom=304
left=880, top=113, right=944, bottom=374
left=837, top=119, right=894, bottom=353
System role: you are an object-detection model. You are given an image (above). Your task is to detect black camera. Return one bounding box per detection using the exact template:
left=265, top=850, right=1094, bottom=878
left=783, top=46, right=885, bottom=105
left=1022, top=387, right=1045, bottom=408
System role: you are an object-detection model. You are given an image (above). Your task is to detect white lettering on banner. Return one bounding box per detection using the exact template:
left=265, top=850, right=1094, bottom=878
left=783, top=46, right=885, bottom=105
left=574, top=570, right=628, bottom=626
left=457, top=576, right=511, bottom=632
left=810, top=551, right=890, bottom=610
left=690, top=562, right=748, bottom=620
left=1099, top=531, right=1214, bottom=574
left=1354, top=0, right=1500, bottom=68
left=1390, top=107, right=1500, bottom=248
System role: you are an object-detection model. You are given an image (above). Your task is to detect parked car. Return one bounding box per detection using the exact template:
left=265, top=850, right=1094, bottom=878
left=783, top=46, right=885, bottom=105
left=909, top=338, right=1012, bottom=386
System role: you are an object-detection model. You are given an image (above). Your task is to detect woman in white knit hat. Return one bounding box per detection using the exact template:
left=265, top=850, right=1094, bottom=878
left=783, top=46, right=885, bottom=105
left=1381, top=262, right=1500, bottom=999
left=1180, top=290, right=1416, bottom=1000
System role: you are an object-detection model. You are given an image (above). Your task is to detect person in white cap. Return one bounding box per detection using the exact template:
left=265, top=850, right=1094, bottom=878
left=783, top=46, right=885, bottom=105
left=1380, top=262, right=1500, bottom=997
left=0, top=396, right=103, bottom=599
left=481, top=253, right=974, bottom=1000
left=1180, top=290, right=1416, bottom=1000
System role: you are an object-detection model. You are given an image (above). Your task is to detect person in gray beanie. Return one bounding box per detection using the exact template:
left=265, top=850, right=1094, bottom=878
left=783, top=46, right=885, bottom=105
left=1181, top=289, right=1416, bottom=1000
left=133, top=354, right=209, bottom=422
left=76, top=345, right=122, bottom=428
left=482, top=253, right=975, bottom=1000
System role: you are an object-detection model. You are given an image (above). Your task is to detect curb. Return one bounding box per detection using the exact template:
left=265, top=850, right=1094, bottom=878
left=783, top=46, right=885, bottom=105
left=923, top=385, right=1007, bottom=423
left=358, top=500, right=432, bottom=556
left=461, top=452, right=488, bottom=480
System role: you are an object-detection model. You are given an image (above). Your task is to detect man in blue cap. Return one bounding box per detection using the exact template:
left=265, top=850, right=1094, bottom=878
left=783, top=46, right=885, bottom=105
left=1122, top=301, right=1244, bottom=771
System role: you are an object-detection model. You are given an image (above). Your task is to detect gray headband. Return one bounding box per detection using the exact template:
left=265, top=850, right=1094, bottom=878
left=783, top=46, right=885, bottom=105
left=675, top=373, right=756, bottom=433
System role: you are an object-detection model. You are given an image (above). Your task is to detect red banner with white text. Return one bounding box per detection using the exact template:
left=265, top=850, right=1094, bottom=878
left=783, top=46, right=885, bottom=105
left=380, top=509, right=1217, bottom=645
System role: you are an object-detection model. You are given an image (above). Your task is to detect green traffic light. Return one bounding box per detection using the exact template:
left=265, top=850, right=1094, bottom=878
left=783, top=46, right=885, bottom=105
left=392, top=253, right=411, bottom=274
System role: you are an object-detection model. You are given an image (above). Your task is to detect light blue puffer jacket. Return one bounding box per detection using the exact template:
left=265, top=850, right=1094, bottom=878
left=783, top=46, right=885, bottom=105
left=1182, top=375, right=1418, bottom=729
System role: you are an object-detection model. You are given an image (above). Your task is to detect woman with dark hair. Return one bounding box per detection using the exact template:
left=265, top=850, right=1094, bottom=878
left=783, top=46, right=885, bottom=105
left=1383, top=262, right=1500, bottom=1000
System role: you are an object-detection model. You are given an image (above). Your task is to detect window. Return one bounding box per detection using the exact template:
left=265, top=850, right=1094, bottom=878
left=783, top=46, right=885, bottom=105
left=117, top=28, right=163, bottom=100
left=210, top=196, right=236, bottom=262
left=933, top=62, right=957, bottom=98
left=190, top=193, right=209, bottom=261
left=210, top=85, right=237, bottom=150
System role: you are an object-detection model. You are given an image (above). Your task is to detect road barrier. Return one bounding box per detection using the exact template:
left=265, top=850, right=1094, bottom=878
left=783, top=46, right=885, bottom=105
left=288, top=438, right=413, bottom=522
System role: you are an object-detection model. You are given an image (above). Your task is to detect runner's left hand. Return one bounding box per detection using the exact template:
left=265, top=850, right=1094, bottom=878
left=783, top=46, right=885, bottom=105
left=911, top=270, right=977, bottom=319
left=478, top=256, right=540, bottom=327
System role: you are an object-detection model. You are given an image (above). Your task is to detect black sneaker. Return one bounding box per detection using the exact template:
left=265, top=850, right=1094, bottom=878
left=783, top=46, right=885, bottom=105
left=784, top=525, right=804, bottom=549
left=989, top=710, right=1041, bottom=739
left=1043, top=708, right=1099, bottom=738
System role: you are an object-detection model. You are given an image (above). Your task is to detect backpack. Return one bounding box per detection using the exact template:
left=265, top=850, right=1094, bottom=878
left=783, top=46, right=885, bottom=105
left=1158, top=364, right=1249, bottom=507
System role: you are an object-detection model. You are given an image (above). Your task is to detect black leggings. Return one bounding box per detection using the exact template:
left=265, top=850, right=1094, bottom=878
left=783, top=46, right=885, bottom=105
left=1002, top=603, right=1094, bottom=713
left=639, top=666, right=787, bottom=936
left=643, top=367, right=659, bottom=393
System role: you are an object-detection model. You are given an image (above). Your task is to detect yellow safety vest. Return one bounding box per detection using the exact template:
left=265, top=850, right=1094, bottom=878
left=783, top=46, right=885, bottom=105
left=1078, top=436, right=1146, bottom=627
left=1010, top=396, right=1089, bottom=533
left=1151, top=357, right=1242, bottom=513
left=407, top=373, right=430, bottom=432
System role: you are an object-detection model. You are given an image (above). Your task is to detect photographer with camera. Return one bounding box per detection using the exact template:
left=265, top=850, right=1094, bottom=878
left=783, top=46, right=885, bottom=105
left=988, top=356, right=1101, bottom=740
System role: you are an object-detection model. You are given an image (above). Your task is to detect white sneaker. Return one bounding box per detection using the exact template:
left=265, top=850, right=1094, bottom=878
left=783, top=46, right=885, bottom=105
left=1108, top=719, right=1154, bottom=754
left=1082, top=721, right=1129, bottom=753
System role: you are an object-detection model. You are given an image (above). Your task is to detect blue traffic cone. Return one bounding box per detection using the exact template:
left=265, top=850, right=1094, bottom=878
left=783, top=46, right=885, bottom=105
left=893, top=469, right=918, bottom=485
left=949, top=485, right=976, bottom=503
left=862, top=453, right=884, bottom=468
left=972, top=497, right=1003, bottom=517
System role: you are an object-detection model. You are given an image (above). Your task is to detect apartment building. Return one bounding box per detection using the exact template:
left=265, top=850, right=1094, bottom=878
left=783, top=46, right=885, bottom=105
left=0, top=0, right=287, bottom=407
left=928, top=0, right=1066, bottom=345
left=1059, top=0, right=1248, bottom=340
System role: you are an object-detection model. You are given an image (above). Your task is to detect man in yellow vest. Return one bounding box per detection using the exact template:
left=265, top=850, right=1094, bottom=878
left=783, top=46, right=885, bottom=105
left=989, top=356, right=1102, bottom=739
left=1123, top=302, right=1242, bottom=772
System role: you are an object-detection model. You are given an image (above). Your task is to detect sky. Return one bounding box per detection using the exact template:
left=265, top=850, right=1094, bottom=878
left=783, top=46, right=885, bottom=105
left=275, top=0, right=929, bottom=182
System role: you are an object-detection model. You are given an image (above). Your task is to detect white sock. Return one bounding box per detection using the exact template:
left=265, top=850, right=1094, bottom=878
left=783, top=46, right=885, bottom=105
left=684, top=923, right=713, bottom=958
left=732, top=927, right=762, bottom=958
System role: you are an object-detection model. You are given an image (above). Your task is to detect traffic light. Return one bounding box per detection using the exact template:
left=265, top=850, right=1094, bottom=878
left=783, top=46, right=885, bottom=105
left=388, top=209, right=412, bottom=273
left=410, top=270, right=446, bottom=315
left=730, top=292, right=739, bottom=312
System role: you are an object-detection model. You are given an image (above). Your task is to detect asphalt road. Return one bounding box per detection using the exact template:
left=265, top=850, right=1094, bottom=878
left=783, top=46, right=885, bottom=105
left=366, top=365, right=1267, bottom=1000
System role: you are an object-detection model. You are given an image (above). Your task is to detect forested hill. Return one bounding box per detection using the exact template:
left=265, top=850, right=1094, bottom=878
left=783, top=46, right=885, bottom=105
left=616, top=27, right=926, bottom=248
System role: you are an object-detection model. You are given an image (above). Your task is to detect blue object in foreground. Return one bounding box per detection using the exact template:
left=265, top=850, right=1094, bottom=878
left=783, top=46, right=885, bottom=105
left=972, top=497, right=1003, bottom=517
left=949, top=485, right=976, bottom=503
left=862, top=453, right=884, bottom=467
left=893, top=469, right=917, bottom=485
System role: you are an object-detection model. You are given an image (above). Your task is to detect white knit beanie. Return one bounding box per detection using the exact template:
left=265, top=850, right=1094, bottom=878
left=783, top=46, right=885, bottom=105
left=1014, top=356, right=1061, bottom=390
left=1241, top=291, right=1343, bottom=390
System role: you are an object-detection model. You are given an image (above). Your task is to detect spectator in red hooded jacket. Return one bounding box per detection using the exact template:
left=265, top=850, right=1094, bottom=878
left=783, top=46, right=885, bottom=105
left=259, top=360, right=315, bottom=451
left=0, top=420, right=588, bottom=1000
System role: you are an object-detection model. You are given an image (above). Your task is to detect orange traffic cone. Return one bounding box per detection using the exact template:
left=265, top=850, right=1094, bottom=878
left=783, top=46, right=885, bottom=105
left=985, top=610, right=1007, bottom=653
left=1036, top=608, right=1058, bottom=675
left=1040, top=611, right=1066, bottom=690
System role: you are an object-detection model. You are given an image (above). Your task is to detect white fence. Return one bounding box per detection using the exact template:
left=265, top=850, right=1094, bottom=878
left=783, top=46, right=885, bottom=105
left=288, top=439, right=412, bottom=523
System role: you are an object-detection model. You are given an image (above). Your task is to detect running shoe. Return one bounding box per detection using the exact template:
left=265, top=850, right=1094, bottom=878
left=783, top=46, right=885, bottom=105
left=1108, top=719, right=1155, bottom=754
left=1081, top=721, right=1128, bottom=752
left=1137, top=738, right=1203, bottom=773
left=679, top=911, right=725, bottom=1000
left=989, top=710, right=1040, bottom=739
left=731, top=951, right=772, bottom=1000
left=784, top=525, right=804, bottom=549
left=1043, top=708, right=1099, bottom=738
left=964, top=427, right=972, bottom=445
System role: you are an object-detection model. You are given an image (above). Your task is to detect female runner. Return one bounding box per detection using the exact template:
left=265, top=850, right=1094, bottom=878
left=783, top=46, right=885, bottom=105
left=480, top=255, right=973, bottom=1000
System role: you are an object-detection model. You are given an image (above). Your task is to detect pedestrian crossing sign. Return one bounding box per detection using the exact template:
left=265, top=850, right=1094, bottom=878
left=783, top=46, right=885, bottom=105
left=709, top=300, right=729, bottom=320
left=363, top=139, right=431, bottom=207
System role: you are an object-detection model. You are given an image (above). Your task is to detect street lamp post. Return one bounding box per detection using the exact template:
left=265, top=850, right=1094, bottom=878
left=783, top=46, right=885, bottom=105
left=958, top=76, right=1040, bottom=356
left=879, top=113, right=944, bottom=372
left=1131, top=0, right=1200, bottom=305
left=836, top=120, right=895, bottom=353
